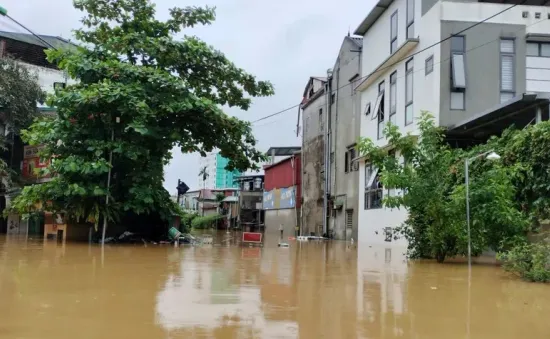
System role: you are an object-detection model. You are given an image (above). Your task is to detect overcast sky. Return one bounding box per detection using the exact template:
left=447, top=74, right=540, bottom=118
left=0, top=0, right=372, bottom=194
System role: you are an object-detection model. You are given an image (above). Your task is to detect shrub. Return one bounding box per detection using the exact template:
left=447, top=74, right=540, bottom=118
left=498, top=237, right=550, bottom=283
left=191, top=214, right=223, bottom=229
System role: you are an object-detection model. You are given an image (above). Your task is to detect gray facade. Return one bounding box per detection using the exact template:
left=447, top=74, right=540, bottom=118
left=439, top=21, right=527, bottom=128
left=301, top=77, right=327, bottom=236
left=328, top=36, right=363, bottom=241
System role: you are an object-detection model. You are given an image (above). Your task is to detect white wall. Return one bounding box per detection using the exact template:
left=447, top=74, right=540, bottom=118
left=440, top=2, right=550, bottom=34
left=357, top=1, right=442, bottom=246
left=21, top=62, right=76, bottom=100
left=527, top=56, right=550, bottom=93
left=198, top=152, right=217, bottom=189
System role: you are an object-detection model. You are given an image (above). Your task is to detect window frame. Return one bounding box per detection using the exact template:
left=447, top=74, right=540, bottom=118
left=364, top=163, right=383, bottom=210
left=389, top=71, right=397, bottom=126
left=377, top=81, right=385, bottom=139
left=425, top=55, right=434, bottom=75
left=500, top=38, right=515, bottom=103
left=390, top=11, right=398, bottom=54
left=405, top=58, right=414, bottom=126
left=364, top=102, right=371, bottom=116
left=406, top=0, right=414, bottom=39
left=527, top=41, right=550, bottom=57
left=450, top=35, right=466, bottom=111
left=319, top=108, right=324, bottom=132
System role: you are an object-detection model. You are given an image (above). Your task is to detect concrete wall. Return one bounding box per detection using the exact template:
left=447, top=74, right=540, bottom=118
left=301, top=86, right=326, bottom=236
left=329, top=37, right=362, bottom=241
left=439, top=21, right=526, bottom=128
left=264, top=209, right=297, bottom=237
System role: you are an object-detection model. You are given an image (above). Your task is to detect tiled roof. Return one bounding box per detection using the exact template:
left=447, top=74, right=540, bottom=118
left=0, top=31, right=77, bottom=50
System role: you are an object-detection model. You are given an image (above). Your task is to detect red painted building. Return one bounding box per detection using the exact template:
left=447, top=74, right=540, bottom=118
left=263, top=154, right=302, bottom=208
left=262, top=147, right=302, bottom=236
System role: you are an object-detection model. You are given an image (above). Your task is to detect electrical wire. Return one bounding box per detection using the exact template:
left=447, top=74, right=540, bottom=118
left=250, top=1, right=527, bottom=124
left=286, top=15, right=548, bottom=122
left=3, top=14, right=57, bottom=50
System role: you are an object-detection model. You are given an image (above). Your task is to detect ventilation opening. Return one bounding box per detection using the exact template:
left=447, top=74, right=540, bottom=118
left=346, top=210, right=353, bottom=229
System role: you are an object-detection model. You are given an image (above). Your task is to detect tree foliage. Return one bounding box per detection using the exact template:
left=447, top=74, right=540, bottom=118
left=0, top=57, right=46, bottom=188
left=357, top=112, right=529, bottom=262
left=10, top=0, right=273, bottom=226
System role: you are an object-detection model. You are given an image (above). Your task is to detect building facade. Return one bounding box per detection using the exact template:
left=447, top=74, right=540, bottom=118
left=327, top=36, right=363, bottom=241
left=300, top=77, right=327, bottom=236
left=0, top=31, right=76, bottom=236
left=354, top=0, right=550, bottom=246
left=263, top=151, right=301, bottom=237
left=198, top=152, right=241, bottom=189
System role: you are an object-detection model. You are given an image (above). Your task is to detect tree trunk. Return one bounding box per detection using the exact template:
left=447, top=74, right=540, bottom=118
left=436, top=251, right=446, bottom=263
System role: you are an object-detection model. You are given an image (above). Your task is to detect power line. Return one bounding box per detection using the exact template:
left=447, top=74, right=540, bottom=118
left=3, top=14, right=57, bottom=50
left=287, top=15, right=548, bottom=122
left=251, top=1, right=525, bottom=124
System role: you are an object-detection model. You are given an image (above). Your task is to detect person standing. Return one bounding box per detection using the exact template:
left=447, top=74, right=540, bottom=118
left=279, top=223, right=284, bottom=241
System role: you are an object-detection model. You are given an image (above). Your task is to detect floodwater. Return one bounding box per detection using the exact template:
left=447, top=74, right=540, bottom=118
left=1, top=233, right=550, bottom=339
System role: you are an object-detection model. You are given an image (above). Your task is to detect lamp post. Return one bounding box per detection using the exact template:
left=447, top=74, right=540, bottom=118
left=464, top=150, right=501, bottom=266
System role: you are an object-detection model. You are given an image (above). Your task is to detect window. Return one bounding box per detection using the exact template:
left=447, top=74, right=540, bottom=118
left=406, top=0, right=414, bottom=39
left=364, top=102, right=371, bottom=116
left=390, top=11, right=398, bottom=54
left=425, top=55, right=433, bottom=75
left=364, top=163, right=383, bottom=210
left=345, top=147, right=357, bottom=173
left=405, top=59, right=414, bottom=125
left=527, top=41, right=550, bottom=57
left=331, top=93, right=335, bottom=104
left=500, top=39, right=515, bottom=104
left=389, top=71, right=397, bottom=126
left=345, top=152, right=349, bottom=173
left=384, top=227, right=393, bottom=242
left=319, top=108, right=324, bottom=132
left=450, top=35, right=465, bottom=110
left=376, top=81, right=385, bottom=139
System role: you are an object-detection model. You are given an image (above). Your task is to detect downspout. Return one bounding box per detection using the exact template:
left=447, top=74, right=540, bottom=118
left=300, top=107, right=304, bottom=236
left=333, top=66, right=340, bottom=234
left=292, top=155, right=298, bottom=233
left=323, top=71, right=332, bottom=236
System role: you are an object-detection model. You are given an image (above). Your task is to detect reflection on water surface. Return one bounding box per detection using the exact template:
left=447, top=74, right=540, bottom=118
left=0, top=233, right=549, bottom=338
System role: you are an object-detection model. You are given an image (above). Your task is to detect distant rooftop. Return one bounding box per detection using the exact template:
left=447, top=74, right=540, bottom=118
left=0, top=31, right=77, bottom=50
left=266, top=146, right=301, bottom=157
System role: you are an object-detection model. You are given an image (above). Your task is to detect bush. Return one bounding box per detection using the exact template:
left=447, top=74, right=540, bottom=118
left=191, top=214, right=223, bottom=229
left=498, top=237, right=550, bottom=283
left=180, top=212, right=199, bottom=232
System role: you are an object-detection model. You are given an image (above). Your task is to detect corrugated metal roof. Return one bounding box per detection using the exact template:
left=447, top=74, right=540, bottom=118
left=0, top=31, right=77, bottom=50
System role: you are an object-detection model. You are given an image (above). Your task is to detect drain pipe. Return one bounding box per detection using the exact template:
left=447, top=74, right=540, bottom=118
left=323, top=69, right=333, bottom=236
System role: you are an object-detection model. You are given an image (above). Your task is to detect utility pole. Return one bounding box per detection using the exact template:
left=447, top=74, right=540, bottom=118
left=101, top=117, right=119, bottom=244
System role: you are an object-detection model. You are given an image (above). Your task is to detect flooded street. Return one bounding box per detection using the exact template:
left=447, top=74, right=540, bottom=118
left=1, top=233, right=550, bottom=339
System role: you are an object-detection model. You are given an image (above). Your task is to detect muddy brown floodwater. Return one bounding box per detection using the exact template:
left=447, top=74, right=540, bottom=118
left=1, top=232, right=550, bottom=339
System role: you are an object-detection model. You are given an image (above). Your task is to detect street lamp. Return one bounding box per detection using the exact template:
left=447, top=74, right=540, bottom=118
left=464, top=150, right=501, bottom=266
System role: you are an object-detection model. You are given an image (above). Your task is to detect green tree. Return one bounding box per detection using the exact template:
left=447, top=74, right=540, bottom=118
left=357, top=112, right=528, bottom=262
left=10, top=0, right=273, bottom=235
left=0, top=57, right=46, bottom=188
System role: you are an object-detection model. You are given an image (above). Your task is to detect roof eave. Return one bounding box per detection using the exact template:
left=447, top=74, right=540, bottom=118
left=353, top=0, right=394, bottom=36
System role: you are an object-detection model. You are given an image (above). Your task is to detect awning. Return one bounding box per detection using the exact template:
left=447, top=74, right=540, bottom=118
left=446, top=93, right=550, bottom=143
left=222, top=196, right=238, bottom=203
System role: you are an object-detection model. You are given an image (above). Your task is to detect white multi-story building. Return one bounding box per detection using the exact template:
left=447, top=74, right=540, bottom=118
left=198, top=152, right=217, bottom=189
left=354, top=0, right=550, bottom=246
